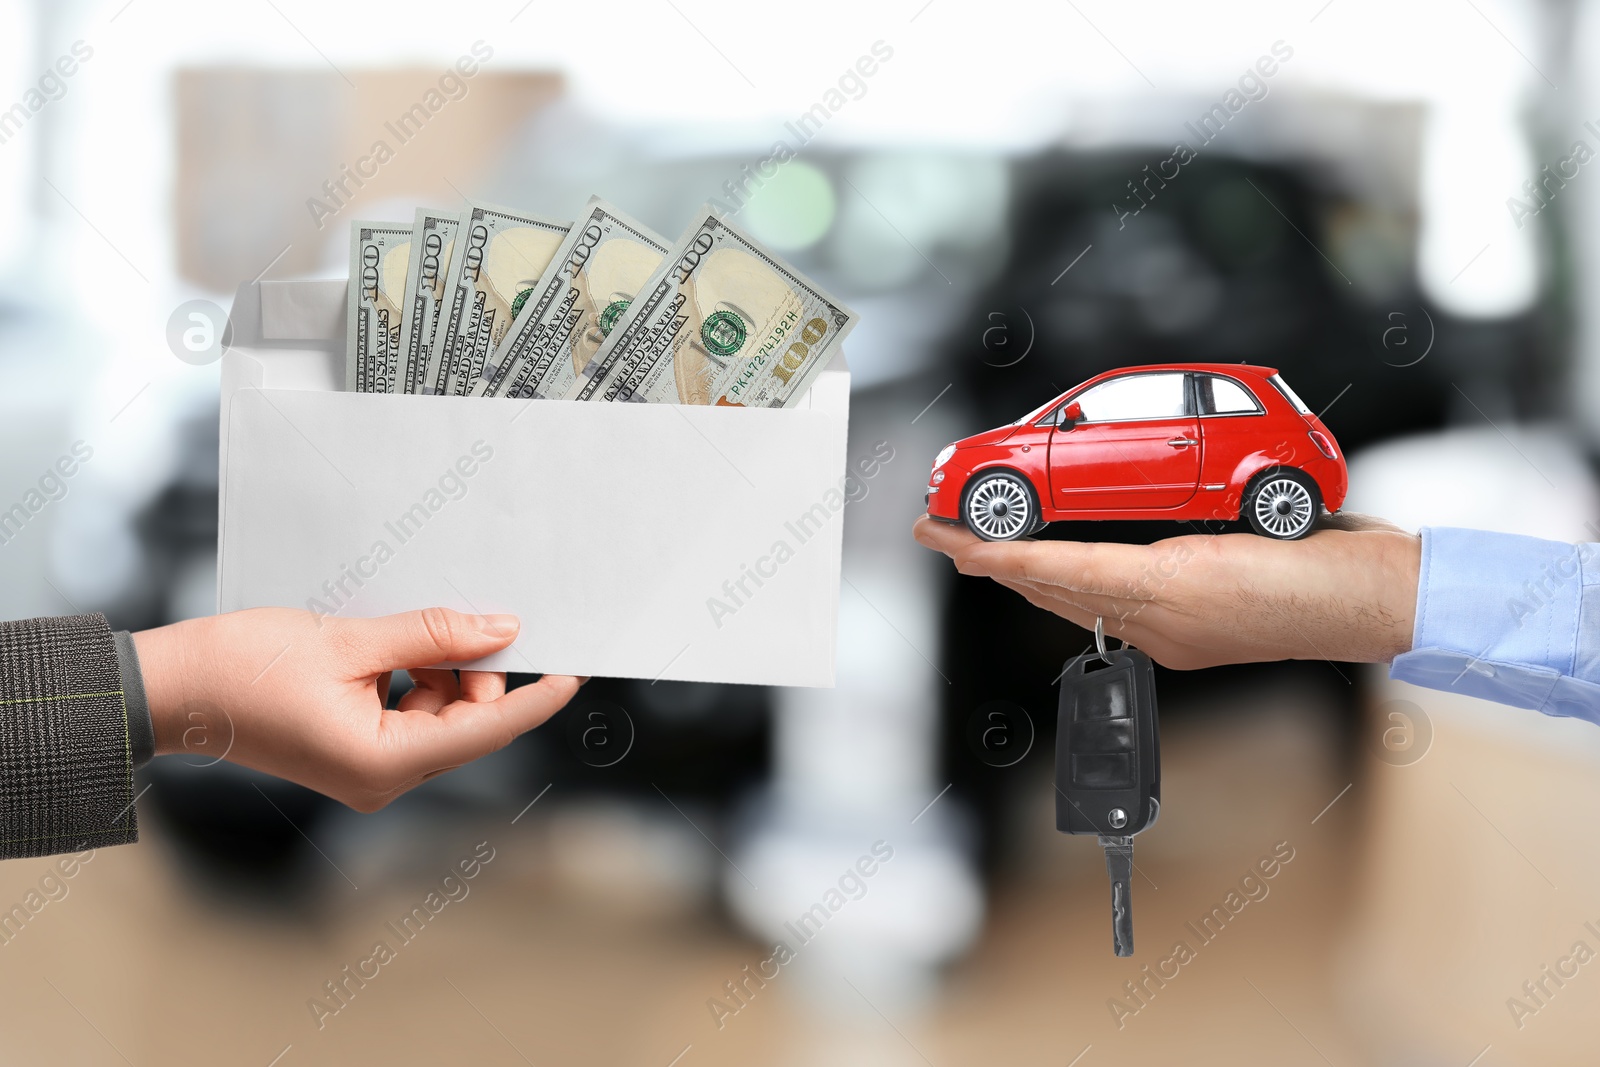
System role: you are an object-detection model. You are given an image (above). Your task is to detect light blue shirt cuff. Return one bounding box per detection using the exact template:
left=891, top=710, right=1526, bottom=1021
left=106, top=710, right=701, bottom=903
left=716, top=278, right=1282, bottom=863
left=1389, top=526, right=1600, bottom=723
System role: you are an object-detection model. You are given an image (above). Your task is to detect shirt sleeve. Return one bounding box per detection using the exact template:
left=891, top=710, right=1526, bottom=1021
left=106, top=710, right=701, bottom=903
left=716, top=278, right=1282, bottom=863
left=112, top=631, right=155, bottom=768
left=1389, top=526, right=1600, bottom=722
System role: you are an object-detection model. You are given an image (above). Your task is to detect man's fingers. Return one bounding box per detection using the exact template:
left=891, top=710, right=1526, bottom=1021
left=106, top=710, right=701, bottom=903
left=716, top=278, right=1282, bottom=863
left=954, top=539, right=1156, bottom=599
left=991, top=577, right=1161, bottom=649
left=992, top=577, right=1127, bottom=631
left=915, top=515, right=1140, bottom=597
left=340, top=608, right=521, bottom=673
left=1314, top=511, right=1407, bottom=534
left=1005, top=577, right=1150, bottom=624
left=912, top=514, right=983, bottom=554
left=992, top=576, right=1089, bottom=622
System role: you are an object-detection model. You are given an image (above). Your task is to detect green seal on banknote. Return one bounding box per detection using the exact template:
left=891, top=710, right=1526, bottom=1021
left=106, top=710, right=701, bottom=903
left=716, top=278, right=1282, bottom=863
left=599, top=299, right=630, bottom=336
left=700, top=310, right=747, bottom=357
left=510, top=286, right=535, bottom=321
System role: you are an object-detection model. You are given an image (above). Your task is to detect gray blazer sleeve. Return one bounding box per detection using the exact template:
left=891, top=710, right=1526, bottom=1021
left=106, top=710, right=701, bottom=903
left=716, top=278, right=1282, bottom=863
left=0, top=613, right=141, bottom=860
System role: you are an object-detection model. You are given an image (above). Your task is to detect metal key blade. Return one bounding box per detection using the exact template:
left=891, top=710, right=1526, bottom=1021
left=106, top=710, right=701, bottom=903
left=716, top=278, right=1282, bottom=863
left=1099, top=834, right=1135, bottom=957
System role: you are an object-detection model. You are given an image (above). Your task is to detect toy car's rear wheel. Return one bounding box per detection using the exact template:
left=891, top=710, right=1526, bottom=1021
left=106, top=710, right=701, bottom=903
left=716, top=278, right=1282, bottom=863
left=1243, top=468, right=1320, bottom=540
left=963, top=470, right=1037, bottom=541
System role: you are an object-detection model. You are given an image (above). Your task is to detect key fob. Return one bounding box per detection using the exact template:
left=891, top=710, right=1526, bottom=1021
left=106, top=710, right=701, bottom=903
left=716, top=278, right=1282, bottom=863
left=1055, top=647, right=1161, bottom=836
left=1056, top=644, right=1162, bottom=956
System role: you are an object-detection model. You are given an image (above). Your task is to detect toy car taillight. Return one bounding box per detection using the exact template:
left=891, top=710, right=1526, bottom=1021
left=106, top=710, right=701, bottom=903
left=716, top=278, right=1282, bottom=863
left=1307, top=430, right=1336, bottom=459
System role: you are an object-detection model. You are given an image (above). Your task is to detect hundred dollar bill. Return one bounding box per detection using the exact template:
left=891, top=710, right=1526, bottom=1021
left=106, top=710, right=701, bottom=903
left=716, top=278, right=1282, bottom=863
left=344, top=222, right=412, bottom=393
left=395, top=208, right=459, bottom=395
left=471, top=197, right=669, bottom=399
left=568, top=207, right=857, bottom=407
left=424, top=200, right=570, bottom=396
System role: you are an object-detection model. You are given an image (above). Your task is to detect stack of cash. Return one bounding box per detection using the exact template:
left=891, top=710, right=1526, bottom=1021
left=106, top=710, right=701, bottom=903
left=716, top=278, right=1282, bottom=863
left=345, top=196, right=858, bottom=408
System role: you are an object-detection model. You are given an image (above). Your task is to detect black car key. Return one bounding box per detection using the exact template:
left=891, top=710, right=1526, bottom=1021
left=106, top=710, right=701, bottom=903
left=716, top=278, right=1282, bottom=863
left=1055, top=621, right=1161, bottom=956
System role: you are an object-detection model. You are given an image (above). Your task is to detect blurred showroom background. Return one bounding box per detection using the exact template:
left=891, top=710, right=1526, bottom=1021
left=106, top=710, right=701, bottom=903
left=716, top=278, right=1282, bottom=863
left=3, top=0, right=1600, bottom=1063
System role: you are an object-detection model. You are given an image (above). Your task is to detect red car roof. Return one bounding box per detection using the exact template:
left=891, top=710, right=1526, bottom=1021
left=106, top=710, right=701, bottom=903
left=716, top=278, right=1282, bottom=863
left=1091, top=362, right=1281, bottom=378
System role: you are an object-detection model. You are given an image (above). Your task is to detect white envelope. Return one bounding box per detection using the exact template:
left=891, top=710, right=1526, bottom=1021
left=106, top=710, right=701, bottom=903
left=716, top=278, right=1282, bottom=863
left=217, top=279, right=849, bottom=686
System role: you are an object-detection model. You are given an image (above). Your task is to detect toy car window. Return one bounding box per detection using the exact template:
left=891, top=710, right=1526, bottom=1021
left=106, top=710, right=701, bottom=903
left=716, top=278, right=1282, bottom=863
left=1200, top=375, right=1262, bottom=415
left=1268, top=373, right=1312, bottom=415
left=1074, top=373, right=1187, bottom=422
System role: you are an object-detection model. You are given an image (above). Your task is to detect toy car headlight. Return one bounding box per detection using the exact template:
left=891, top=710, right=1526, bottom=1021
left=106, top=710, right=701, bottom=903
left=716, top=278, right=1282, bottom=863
left=934, top=444, right=957, bottom=469
left=931, top=470, right=946, bottom=484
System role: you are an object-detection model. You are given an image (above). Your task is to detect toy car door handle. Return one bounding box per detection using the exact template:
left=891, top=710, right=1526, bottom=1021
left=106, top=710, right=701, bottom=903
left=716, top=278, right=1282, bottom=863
left=1166, top=437, right=1197, bottom=448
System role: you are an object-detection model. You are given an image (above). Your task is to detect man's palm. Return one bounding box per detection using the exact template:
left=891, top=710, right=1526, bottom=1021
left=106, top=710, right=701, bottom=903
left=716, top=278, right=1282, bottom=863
left=913, top=513, right=1419, bottom=669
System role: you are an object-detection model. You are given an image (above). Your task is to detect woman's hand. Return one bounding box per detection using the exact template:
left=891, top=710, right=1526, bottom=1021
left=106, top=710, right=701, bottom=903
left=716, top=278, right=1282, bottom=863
left=134, top=607, right=581, bottom=811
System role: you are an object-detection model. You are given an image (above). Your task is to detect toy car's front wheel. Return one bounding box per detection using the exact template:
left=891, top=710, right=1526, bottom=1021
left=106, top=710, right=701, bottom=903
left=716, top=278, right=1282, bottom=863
left=1242, top=468, right=1320, bottom=540
left=962, top=470, right=1038, bottom=541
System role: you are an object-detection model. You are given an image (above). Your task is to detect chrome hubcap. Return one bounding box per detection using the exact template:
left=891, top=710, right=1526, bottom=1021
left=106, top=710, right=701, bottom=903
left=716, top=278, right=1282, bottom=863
left=969, top=477, right=1031, bottom=539
left=1254, top=477, right=1314, bottom=537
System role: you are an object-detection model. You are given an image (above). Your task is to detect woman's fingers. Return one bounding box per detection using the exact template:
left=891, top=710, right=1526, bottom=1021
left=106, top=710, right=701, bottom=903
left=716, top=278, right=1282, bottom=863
left=395, top=675, right=583, bottom=777
left=336, top=608, right=521, bottom=674
left=397, top=668, right=460, bottom=714
left=458, top=670, right=507, bottom=704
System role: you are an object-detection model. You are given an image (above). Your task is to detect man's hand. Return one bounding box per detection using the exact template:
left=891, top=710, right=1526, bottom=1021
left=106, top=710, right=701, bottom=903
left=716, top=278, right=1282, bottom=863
left=133, top=608, right=581, bottom=811
left=913, top=514, right=1422, bottom=670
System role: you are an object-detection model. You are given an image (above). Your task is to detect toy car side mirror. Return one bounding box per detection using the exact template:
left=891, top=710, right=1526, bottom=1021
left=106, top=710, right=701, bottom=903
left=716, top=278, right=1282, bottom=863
left=1058, top=402, right=1083, bottom=430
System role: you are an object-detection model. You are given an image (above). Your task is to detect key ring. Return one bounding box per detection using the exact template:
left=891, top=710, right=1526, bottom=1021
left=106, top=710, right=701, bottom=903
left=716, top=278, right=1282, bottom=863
left=1094, top=615, right=1126, bottom=664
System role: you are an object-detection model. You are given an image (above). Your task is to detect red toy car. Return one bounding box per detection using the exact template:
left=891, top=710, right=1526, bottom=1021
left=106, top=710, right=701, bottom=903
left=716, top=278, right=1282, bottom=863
left=926, top=364, right=1346, bottom=541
